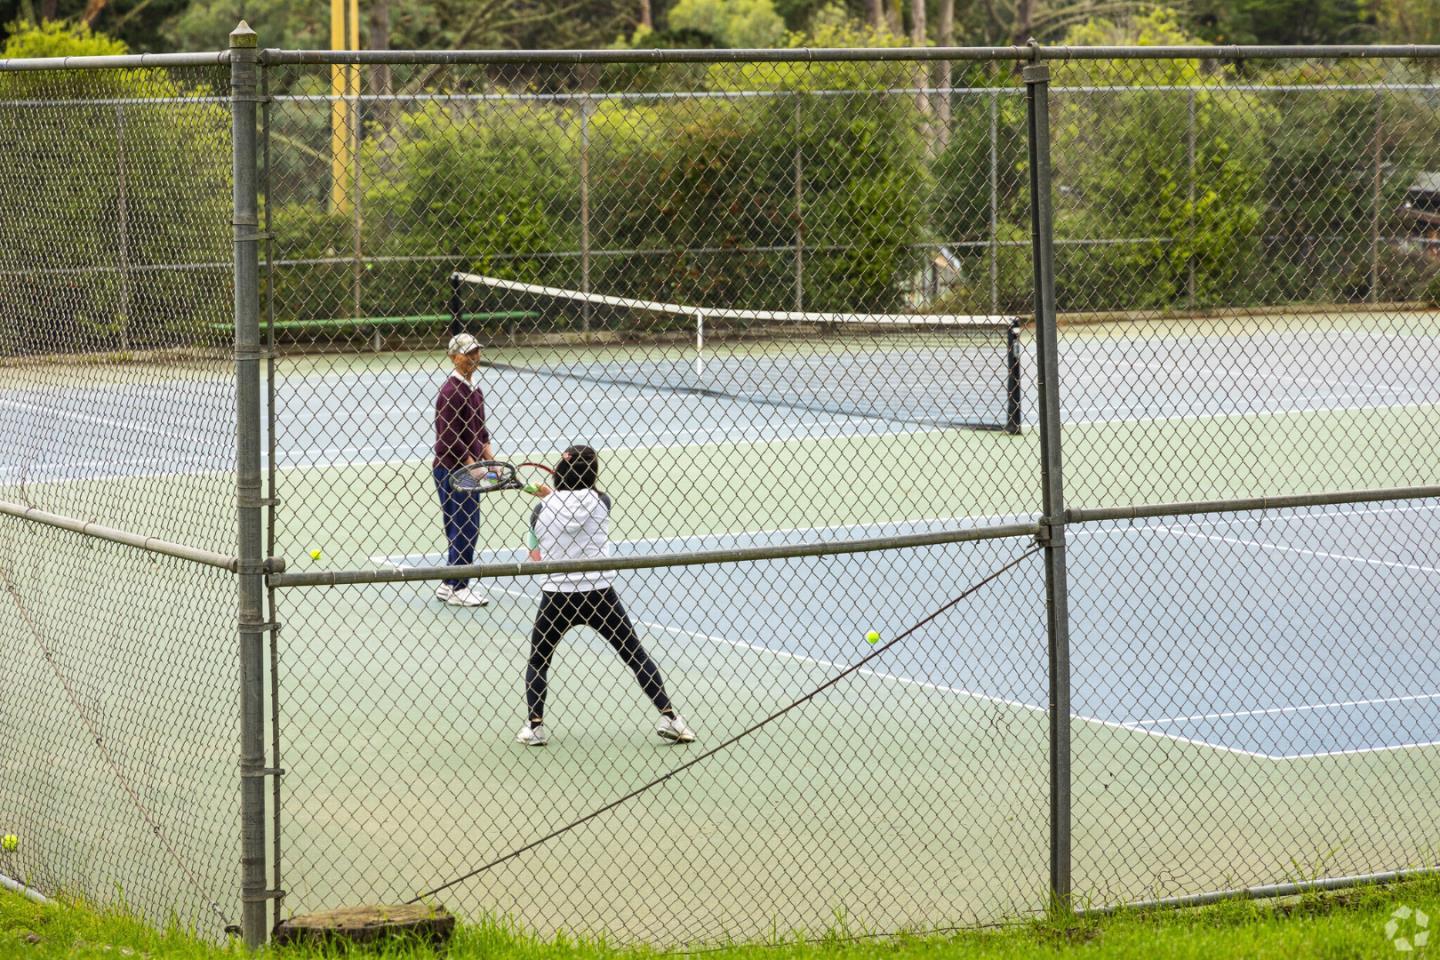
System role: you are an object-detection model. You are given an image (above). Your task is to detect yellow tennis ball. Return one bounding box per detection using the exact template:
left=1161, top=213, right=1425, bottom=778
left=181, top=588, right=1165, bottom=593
left=309, top=549, right=322, bottom=561
left=865, top=631, right=880, bottom=644
left=2, top=834, right=17, bottom=852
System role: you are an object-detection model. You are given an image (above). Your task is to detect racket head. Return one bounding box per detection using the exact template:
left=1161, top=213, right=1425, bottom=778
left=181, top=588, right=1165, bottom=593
left=449, top=460, right=516, bottom=493
left=513, top=462, right=555, bottom=494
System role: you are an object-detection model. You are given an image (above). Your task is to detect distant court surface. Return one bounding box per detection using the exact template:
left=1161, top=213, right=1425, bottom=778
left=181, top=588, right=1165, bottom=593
left=3, top=310, right=1438, bottom=482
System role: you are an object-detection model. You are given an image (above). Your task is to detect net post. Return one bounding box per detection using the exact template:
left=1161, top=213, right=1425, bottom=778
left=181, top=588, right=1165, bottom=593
left=230, top=20, right=270, bottom=951
left=448, top=273, right=463, bottom=337
left=1005, top=320, right=1022, bottom=434
left=1024, top=60, right=1073, bottom=916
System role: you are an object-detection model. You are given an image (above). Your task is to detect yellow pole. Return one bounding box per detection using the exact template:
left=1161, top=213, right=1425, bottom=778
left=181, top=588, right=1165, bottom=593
left=329, top=0, right=351, bottom=215
left=348, top=0, right=364, bottom=323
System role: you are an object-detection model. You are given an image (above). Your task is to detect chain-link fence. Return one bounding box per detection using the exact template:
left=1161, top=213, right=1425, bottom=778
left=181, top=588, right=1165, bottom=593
left=2, top=33, right=1439, bottom=949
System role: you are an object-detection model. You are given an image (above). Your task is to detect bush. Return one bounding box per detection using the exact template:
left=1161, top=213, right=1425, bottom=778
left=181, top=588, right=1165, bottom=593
left=1049, top=11, right=1273, bottom=312
left=589, top=19, right=931, bottom=313
left=0, top=21, right=231, bottom=354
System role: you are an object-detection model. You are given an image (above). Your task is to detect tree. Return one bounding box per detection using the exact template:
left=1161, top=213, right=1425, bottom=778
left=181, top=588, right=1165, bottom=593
left=0, top=21, right=231, bottom=349
left=1051, top=10, right=1275, bottom=310
left=1189, top=0, right=1373, bottom=44
left=667, top=0, right=787, bottom=46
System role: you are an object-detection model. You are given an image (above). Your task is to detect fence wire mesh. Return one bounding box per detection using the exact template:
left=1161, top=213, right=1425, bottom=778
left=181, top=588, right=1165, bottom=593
left=2, top=40, right=1440, bottom=950
left=276, top=539, right=1048, bottom=941
left=0, top=64, right=237, bottom=552
left=0, top=513, right=240, bottom=937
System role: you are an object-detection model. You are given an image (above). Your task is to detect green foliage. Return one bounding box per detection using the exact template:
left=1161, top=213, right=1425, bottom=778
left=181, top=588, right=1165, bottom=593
left=1051, top=10, right=1273, bottom=311
left=667, top=0, right=787, bottom=47
left=589, top=19, right=930, bottom=312
left=1190, top=0, right=1373, bottom=44
left=160, top=0, right=327, bottom=53
left=0, top=21, right=231, bottom=351
left=1, top=16, right=124, bottom=55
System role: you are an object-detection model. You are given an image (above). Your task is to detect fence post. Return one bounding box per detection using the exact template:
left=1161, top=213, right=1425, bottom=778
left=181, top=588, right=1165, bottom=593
left=116, top=103, right=131, bottom=352
left=230, top=21, right=269, bottom=950
left=579, top=84, right=592, bottom=334
left=990, top=87, right=1000, bottom=315
left=1024, top=61, right=1072, bottom=913
left=794, top=93, right=805, bottom=312
left=1187, top=88, right=1196, bottom=308
left=1371, top=90, right=1382, bottom=304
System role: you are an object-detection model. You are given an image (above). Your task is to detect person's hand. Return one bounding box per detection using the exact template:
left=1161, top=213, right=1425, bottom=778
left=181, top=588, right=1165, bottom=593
left=528, top=548, right=542, bottom=562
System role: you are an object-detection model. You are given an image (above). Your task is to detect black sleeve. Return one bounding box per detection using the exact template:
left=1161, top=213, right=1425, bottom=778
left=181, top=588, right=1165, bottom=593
left=597, top=491, right=612, bottom=514
left=530, top=503, right=544, bottom=533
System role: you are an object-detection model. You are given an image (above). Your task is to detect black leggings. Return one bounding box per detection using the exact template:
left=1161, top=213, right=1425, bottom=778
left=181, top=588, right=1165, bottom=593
left=526, top=587, right=673, bottom=723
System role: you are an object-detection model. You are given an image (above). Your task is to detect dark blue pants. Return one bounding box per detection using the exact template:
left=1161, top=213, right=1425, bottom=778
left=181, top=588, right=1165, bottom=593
left=433, top=466, right=481, bottom=589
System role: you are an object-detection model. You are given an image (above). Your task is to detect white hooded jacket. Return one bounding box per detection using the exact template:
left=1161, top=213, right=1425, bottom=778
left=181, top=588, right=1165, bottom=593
left=529, top=489, right=615, bottom=593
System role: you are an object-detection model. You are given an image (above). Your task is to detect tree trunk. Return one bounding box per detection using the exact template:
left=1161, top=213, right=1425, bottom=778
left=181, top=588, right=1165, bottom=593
left=370, top=0, right=393, bottom=128
left=1013, top=0, right=1032, bottom=44
left=639, top=0, right=653, bottom=30
left=935, top=0, right=954, bottom=147
left=886, top=0, right=902, bottom=35
left=39, top=0, right=57, bottom=21
left=912, top=0, right=929, bottom=120
left=867, top=0, right=886, bottom=31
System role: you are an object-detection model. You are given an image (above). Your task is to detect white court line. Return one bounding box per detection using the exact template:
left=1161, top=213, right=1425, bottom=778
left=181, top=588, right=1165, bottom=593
left=1065, top=399, right=1440, bottom=428
left=373, top=499, right=1440, bottom=570
left=1133, top=691, right=1440, bottom=726
left=0, top=396, right=211, bottom=446
left=369, top=511, right=1035, bottom=568
left=1158, top=526, right=1440, bottom=577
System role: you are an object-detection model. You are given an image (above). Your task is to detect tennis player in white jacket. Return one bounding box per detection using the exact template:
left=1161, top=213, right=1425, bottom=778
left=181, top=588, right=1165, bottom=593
left=516, top=445, right=695, bottom=747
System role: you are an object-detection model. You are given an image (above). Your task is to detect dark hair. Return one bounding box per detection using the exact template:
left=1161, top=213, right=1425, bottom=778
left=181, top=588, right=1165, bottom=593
left=552, top=444, right=599, bottom=491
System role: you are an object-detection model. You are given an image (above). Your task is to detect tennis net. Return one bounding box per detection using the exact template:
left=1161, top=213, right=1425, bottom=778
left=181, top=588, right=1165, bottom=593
left=450, top=272, right=1024, bottom=433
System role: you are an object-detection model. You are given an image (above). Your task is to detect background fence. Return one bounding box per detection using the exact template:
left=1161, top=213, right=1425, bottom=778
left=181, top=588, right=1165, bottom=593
left=1, top=32, right=1439, bottom=949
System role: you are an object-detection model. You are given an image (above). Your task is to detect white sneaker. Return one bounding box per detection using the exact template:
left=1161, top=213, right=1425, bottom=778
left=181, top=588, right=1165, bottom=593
left=446, top=586, right=488, bottom=607
left=516, top=723, right=549, bottom=747
left=435, top=584, right=454, bottom=602
left=656, top=714, right=696, bottom=743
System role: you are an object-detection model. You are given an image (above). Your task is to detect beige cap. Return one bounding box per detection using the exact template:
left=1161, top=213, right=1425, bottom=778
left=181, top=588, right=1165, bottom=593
left=447, top=333, right=482, bottom=355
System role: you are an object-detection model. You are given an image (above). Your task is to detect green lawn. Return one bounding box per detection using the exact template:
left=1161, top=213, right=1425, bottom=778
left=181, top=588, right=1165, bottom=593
left=5, top=874, right=1440, bottom=958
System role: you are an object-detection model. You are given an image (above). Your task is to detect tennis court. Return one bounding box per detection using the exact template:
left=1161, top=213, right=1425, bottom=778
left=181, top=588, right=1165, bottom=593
left=4, top=306, right=1438, bottom=938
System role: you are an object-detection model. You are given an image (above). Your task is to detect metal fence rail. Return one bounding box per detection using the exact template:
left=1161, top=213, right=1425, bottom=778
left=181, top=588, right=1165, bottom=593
left=1, top=31, right=1439, bottom=949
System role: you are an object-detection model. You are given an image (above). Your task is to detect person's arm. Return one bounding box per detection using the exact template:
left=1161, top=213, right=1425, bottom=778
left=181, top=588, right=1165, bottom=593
left=526, top=502, right=545, bottom=562
left=472, top=387, right=492, bottom=464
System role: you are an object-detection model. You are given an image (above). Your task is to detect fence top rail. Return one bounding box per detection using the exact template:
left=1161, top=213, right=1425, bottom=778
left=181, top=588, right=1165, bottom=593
left=259, top=43, right=1440, bottom=67
left=0, top=51, right=229, bottom=72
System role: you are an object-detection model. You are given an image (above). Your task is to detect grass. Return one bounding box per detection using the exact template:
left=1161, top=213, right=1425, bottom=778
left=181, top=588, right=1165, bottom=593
left=4, top=876, right=1440, bottom=959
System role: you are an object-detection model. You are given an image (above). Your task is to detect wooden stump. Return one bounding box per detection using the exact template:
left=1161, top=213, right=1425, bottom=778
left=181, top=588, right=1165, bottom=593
left=273, top=904, right=455, bottom=952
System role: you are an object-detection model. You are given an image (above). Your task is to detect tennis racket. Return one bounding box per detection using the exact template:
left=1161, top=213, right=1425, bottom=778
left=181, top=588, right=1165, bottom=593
left=448, top=460, right=553, bottom=494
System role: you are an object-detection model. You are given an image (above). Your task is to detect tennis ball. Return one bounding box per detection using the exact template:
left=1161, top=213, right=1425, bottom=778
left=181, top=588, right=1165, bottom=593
left=1, top=834, right=17, bottom=852
left=865, top=630, right=880, bottom=644
left=309, top=549, right=322, bottom=561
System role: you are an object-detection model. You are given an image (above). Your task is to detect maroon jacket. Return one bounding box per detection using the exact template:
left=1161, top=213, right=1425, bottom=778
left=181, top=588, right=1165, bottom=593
left=434, top=374, right=491, bottom=469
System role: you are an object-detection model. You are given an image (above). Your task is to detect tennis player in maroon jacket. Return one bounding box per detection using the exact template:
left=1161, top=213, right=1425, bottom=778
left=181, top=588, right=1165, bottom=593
left=433, top=333, right=493, bottom=608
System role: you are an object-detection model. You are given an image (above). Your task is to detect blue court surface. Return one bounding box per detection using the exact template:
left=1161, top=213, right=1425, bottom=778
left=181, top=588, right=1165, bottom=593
left=376, top=499, right=1440, bottom=762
